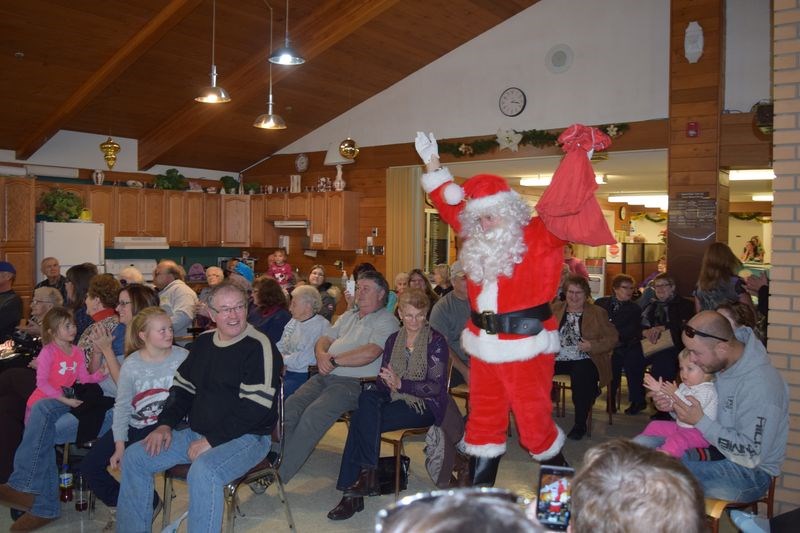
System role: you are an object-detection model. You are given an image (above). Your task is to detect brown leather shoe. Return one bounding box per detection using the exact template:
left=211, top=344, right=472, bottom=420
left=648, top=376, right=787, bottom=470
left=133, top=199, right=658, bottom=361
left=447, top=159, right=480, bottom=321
left=326, top=496, right=364, bottom=521
left=0, top=484, right=34, bottom=512
left=343, top=468, right=378, bottom=497
left=9, top=512, right=56, bottom=531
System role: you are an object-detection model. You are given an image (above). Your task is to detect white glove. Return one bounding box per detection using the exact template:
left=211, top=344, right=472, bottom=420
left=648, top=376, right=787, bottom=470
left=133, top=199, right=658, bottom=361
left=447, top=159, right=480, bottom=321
left=414, top=131, right=439, bottom=164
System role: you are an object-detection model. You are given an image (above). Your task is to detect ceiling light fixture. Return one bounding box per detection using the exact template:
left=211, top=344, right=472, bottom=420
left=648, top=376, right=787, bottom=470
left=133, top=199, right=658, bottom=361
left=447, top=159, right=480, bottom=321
left=729, top=169, right=775, bottom=181
left=254, top=2, right=286, bottom=129
left=268, top=0, right=304, bottom=65
left=519, top=174, right=606, bottom=187
left=607, top=194, right=669, bottom=210
left=752, top=193, right=774, bottom=201
left=196, top=0, right=231, bottom=104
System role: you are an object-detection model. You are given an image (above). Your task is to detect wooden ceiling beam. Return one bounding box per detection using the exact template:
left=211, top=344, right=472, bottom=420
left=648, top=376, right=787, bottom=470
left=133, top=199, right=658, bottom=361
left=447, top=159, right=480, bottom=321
left=15, top=0, right=203, bottom=161
left=137, top=0, right=401, bottom=171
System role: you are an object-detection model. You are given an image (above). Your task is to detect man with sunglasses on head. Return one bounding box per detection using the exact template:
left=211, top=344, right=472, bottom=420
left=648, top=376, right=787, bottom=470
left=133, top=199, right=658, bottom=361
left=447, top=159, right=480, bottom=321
left=653, top=310, right=788, bottom=503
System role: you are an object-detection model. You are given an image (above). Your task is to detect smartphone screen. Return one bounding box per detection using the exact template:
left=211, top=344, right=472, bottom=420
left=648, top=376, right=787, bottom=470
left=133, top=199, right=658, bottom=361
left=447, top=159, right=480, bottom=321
left=535, top=465, right=575, bottom=531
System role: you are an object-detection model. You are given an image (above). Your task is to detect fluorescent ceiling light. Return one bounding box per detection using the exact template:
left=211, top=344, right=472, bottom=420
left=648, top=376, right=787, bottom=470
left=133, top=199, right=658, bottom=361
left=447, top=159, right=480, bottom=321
left=520, top=174, right=605, bottom=187
left=0, top=165, right=27, bottom=176
left=25, top=165, right=79, bottom=178
left=607, top=194, right=669, bottom=210
left=752, top=194, right=774, bottom=201
left=729, top=169, right=775, bottom=181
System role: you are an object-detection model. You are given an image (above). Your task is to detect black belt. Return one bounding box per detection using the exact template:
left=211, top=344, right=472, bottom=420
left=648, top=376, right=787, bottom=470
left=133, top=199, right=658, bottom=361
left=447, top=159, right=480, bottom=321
left=471, top=303, right=552, bottom=336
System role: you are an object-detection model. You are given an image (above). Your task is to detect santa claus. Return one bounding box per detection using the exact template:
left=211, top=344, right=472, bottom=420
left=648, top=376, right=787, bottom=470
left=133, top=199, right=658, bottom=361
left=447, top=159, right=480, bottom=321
left=414, top=124, right=615, bottom=486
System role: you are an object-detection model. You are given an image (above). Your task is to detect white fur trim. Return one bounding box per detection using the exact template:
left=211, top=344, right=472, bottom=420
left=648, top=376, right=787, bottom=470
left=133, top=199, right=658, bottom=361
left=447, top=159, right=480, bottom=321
left=464, top=190, right=519, bottom=214
left=462, top=440, right=507, bottom=458
left=462, top=328, right=561, bottom=363
left=476, top=280, right=498, bottom=312
left=443, top=182, right=464, bottom=205
left=529, top=425, right=566, bottom=461
left=421, top=167, right=454, bottom=193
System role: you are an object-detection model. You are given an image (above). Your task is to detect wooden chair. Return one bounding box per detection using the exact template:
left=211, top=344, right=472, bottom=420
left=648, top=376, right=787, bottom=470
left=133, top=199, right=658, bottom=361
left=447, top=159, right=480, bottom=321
left=705, top=476, right=778, bottom=533
left=161, top=380, right=295, bottom=532
left=551, top=375, right=613, bottom=437
left=379, top=358, right=454, bottom=499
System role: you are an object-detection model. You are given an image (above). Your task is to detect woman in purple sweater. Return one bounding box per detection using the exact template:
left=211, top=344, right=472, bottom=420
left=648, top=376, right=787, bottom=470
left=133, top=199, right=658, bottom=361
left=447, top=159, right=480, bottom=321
left=326, top=288, right=449, bottom=521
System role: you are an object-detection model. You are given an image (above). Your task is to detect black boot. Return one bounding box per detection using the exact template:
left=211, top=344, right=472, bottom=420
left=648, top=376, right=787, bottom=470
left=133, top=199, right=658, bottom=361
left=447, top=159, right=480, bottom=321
left=344, top=468, right=378, bottom=497
left=327, top=496, right=364, bottom=521
left=539, top=451, right=570, bottom=468
left=469, top=455, right=502, bottom=487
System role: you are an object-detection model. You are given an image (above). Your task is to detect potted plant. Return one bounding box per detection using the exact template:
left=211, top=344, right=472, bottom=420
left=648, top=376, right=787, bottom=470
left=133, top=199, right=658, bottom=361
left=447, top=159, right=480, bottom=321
left=154, top=168, right=188, bottom=190
left=219, top=175, right=239, bottom=194
left=37, top=189, right=84, bottom=222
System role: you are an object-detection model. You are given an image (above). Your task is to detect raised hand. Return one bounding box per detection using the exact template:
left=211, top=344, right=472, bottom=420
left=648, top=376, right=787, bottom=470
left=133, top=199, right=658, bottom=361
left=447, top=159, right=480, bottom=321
left=414, top=131, right=439, bottom=164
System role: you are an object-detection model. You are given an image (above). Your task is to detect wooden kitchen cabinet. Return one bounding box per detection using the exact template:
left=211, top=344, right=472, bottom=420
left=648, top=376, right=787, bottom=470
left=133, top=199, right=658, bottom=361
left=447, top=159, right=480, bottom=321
left=141, top=190, right=166, bottom=236
left=249, top=196, right=278, bottom=248
left=265, top=194, right=287, bottom=221
left=86, top=186, right=115, bottom=246
left=115, top=188, right=166, bottom=237
left=264, top=193, right=310, bottom=220
left=203, top=195, right=221, bottom=246
left=184, top=193, right=204, bottom=246
left=0, top=177, right=35, bottom=318
left=115, top=188, right=141, bottom=236
left=166, top=191, right=204, bottom=246
left=308, top=191, right=360, bottom=250
left=220, top=195, right=250, bottom=247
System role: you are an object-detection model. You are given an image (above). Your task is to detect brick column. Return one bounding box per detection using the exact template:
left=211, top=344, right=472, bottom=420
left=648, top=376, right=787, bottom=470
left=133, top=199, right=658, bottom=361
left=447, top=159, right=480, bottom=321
left=771, top=0, right=800, bottom=513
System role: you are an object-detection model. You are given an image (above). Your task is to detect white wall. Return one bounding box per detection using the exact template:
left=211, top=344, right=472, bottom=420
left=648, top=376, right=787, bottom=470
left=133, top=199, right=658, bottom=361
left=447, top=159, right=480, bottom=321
left=725, top=0, right=772, bottom=112
left=0, top=130, right=235, bottom=180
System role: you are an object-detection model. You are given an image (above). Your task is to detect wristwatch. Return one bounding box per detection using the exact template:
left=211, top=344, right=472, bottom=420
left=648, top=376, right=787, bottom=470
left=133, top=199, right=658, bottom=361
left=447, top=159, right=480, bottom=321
left=329, top=357, right=339, bottom=368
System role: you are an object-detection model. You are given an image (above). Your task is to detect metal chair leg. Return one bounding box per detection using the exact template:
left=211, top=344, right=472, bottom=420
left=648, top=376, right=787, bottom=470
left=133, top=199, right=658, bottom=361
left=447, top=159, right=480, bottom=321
left=394, top=441, right=402, bottom=499
left=162, top=477, right=173, bottom=529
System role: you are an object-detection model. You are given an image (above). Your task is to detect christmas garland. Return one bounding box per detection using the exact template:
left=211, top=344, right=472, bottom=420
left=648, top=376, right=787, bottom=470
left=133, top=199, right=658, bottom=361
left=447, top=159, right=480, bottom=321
left=437, top=123, right=629, bottom=158
left=730, top=213, right=772, bottom=223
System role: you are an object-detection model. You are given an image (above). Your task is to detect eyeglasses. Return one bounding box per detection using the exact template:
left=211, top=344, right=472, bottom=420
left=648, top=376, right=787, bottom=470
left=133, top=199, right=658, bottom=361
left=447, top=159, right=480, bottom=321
left=31, top=299, right=53, bottom=305
left=683, top=324, right=729, bottom=343
left=211, top=303, right=247, bottom=316
left=117, top=300, right=132, bottom=307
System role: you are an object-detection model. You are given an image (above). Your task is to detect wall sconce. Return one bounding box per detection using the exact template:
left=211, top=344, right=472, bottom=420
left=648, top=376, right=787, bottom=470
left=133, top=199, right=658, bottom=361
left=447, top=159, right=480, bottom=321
left=686, top=121, right=700, bottom=137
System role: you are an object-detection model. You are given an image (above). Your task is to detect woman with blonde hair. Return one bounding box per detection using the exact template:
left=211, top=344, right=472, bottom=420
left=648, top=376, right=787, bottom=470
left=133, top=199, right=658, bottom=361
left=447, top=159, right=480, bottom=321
left=432, top=263, right=452, bottom=297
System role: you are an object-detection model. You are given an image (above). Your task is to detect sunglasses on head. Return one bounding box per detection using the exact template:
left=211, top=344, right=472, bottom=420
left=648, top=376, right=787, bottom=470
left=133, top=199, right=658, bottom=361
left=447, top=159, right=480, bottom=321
left=683, top=324, right=729, bottom=343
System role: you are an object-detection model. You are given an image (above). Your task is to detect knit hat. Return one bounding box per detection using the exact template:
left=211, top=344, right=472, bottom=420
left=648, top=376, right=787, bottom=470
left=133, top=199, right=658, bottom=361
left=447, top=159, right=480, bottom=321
left=234, top=261, right=254, bottom=282
left=462, top=174, right=520, bottom=214
left=0, top=261, right=16, bottom=274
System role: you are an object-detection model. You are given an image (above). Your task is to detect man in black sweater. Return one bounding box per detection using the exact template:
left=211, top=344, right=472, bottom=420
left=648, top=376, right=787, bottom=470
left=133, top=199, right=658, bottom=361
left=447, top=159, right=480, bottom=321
left=116, top=282, right=282, bottom=533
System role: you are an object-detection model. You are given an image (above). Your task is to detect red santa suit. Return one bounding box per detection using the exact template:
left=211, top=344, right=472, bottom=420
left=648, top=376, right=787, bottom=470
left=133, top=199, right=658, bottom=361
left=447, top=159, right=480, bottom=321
left=420, top=124, right=614, bottom=460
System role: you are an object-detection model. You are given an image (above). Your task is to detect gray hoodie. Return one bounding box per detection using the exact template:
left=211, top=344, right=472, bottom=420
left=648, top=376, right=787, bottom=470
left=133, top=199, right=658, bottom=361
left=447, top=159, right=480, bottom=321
left=695, top=327, right=788, bottom=476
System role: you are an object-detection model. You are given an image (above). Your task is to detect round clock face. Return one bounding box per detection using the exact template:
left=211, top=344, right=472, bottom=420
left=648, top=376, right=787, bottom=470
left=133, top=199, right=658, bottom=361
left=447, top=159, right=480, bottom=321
left=499, top=87, right=526, bottom=117
left=618, top=205, right=628, bottom=220
left=295, top=153, right=309, bottom=173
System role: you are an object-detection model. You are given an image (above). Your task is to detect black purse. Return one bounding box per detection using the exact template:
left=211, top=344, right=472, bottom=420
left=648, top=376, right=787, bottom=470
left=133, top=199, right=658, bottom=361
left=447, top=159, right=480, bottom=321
left=376, top=455, right=410, bottom=495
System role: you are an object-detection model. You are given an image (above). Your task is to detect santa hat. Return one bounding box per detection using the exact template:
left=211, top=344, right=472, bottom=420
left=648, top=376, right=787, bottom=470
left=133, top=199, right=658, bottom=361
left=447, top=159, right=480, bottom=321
left=462, top=174, right=520, bottom=214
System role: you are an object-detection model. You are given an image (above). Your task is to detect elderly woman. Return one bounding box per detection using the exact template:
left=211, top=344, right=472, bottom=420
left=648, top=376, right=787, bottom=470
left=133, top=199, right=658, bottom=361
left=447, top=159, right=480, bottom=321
left=432, top=264, right=452, bottom=297
left=277, top=285, right=329, bottom=398
left=551, top=275, right=618, bottom=441
left=641, top=273, right=695, bottom=383
left=595, top=274, right=646, bottom=415
left=327, top=288, right=449, bottom=521
left=307, top=264, right=337, bottom=322
left=18, top=287, right=63, bottom=337
left=248, top=276, right=291, bottom=346
left=118, top=266, right=145, bottom=286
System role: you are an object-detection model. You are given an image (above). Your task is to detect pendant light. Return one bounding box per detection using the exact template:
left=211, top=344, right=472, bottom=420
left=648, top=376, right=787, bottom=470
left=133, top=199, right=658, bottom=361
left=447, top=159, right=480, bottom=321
left=196, top=0, right=231, bottom=103
left=254, top=2, right=286, bottom=129
left=268, top=0, right=304, bottom=65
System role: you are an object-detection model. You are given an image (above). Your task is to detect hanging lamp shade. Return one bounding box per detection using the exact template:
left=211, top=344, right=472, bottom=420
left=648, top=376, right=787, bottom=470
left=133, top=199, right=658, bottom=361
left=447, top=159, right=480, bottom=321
left=268, top=0, right=304, bottom=65
left=196, top=0, right=230, bottom=103
left=253, top=99, right=286, bottom=129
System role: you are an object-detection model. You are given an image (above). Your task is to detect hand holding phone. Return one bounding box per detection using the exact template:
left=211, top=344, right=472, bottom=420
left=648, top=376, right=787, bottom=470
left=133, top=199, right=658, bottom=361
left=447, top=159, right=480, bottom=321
left=536, top=465, right=575, bottom=531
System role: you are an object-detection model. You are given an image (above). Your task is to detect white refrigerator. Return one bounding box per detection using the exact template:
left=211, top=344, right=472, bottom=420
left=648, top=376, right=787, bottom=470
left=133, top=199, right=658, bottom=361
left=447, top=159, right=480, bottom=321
left=35, top=222, right=105, bottom=279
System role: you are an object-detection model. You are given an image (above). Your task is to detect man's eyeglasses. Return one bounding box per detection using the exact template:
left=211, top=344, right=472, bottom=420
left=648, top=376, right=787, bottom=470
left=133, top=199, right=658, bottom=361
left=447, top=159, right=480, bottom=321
left=683, top=324, right=729, bottom=343
left=211, top=303, right=247, bottom=316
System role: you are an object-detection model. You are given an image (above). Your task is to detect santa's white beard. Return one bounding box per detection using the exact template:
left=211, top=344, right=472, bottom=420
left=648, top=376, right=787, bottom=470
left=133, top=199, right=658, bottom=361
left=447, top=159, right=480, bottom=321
left=461, top=222, right=527, bottom=282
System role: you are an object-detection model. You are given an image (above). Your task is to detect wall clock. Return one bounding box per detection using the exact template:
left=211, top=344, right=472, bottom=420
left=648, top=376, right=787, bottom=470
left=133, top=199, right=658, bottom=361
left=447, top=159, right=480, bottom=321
left=499, top=87, right=526, bottom=117
left=618, top=205, right=628, bottom=220
left=295, top=153, right=309, bottom=173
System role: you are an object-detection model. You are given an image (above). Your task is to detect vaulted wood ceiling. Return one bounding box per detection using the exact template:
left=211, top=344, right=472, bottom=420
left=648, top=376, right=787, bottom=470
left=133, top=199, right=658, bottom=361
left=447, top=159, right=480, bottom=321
left=0, top=0, right=539, bottom=173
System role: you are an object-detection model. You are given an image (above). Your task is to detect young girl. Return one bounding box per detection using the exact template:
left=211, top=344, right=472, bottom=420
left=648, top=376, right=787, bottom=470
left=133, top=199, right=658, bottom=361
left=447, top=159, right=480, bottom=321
left=25, top=307, right=106, bottom=422
left=78, top=307, right=188, bottom=530
left=637, top=349, right=718, bottom=457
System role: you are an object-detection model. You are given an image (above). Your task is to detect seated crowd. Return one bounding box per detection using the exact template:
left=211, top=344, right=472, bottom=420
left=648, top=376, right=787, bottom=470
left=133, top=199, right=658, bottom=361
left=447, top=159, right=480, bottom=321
left=0, top=234, right=789, bottom=532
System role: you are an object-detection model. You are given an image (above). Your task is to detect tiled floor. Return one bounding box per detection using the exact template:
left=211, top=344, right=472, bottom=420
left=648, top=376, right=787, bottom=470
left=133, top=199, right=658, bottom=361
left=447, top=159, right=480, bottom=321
left=0, top=391, right=741, bottom=532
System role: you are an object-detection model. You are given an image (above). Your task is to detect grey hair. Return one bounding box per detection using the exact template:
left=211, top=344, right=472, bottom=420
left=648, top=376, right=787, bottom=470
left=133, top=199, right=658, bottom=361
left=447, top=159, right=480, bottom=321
left=357, top=270, right=389, bottom=307
left=291, top=285, right=322, bottom=314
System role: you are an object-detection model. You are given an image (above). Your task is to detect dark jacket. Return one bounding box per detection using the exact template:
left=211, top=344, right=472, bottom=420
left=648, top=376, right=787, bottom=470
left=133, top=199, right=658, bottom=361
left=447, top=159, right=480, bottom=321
left=641, top=295, right=695, bottom=351
left=552, top=301, right=618, bottom=387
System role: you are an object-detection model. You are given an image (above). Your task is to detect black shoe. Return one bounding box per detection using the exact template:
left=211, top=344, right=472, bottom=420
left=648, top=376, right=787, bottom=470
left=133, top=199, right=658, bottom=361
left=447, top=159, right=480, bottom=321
left=469, top=455, right=502, bottom=488
left=650, top=410, right=672, bottom=421
left=567, top=426, right=586, bottom=441
left=624, top=402, right=647, bottom=415
left=539, top=451, right=570, bottom=468
left=327, top=496, right=364, bottom=521
left=343, top=468, right=378, bottom=497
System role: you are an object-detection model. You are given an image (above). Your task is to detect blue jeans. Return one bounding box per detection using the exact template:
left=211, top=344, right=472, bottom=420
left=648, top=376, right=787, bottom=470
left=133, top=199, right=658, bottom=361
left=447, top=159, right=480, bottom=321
left=336, top=389, right=434, bottom=491
left=116, top=429, right=269, bottom=533
left=7, top=399, right=70, bottom=519
left=53, top=409, right=113, bottom=445
left=682, top=457, right=772, bottom=502
left=283, top=370, right=308, bottom=400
